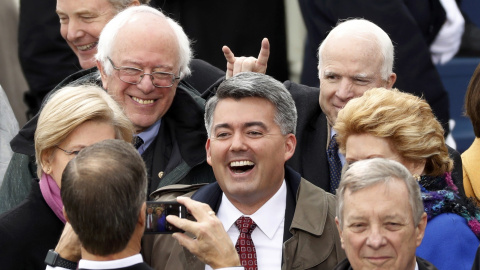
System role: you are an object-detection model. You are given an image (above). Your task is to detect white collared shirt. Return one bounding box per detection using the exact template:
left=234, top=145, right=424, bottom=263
left=206, top=180, right=287, bottom=270
left=79, top=254, right=144, bottom=269
left=46, top=254, right=144, bottom=270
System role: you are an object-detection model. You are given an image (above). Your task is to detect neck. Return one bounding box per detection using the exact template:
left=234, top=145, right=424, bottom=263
left=81, top=225, right=143, bottom=261
left=227, top=180, right=283, bottom=215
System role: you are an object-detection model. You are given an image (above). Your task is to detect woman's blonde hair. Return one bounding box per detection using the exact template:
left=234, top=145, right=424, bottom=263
left=334, top=87, right=452, bottom=176
left=35, top=84, right=134, bottom=178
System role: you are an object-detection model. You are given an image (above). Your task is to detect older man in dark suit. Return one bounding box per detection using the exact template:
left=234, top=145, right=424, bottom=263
left=223, top=18, right=464, bottom=196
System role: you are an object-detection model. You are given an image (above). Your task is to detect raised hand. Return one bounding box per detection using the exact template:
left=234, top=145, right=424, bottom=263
left=223, top=38, right=270, bottom=79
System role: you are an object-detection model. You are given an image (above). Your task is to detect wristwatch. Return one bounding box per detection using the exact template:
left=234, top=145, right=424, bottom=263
left=44, top=249, right=78, bottom=269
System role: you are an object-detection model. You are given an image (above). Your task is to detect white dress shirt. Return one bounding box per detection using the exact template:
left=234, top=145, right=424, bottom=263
left=206, top=180, right=287, bottom=270
left=46, top=254, right=144, bottom=270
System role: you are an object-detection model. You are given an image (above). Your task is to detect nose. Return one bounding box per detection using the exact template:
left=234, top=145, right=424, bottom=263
left=366, top=227, right=387, bottom=249
left=229, top=133, right=248, bottom=152
left=136, top=74, right=156, bottom=94
left=336, top=78, right=354, bottom=102
left=66, top=19, right=84, bottom=42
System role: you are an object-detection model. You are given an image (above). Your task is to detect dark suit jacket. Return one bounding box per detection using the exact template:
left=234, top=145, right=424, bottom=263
left=19, top=0, right=80, bottom=117
left=284, top=81, right=330, bottom=191
left=298, top=0, right=451, bottom=135
left=80, top=262, right=153, bottom=270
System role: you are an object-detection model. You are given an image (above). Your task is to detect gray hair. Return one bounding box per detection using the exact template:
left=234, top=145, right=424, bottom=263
left=96, top=5, right=192, bottom=79
left=108, top=0, right=151, bottom=11
left=317, top=18, right=394, bottom=81
left=336, top=158, right=424, bottom=228
left=204, top=72, right=297, bottom=137
left=61, top=139, right=147, bottom=256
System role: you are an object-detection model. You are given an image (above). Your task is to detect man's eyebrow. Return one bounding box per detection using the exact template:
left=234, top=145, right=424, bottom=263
left=213, top=123, right=231, bottom=132
left=213, top=122, right=268, bottom=132
left=346, top=215, right=366, bottom=222
left=244, top=121, right=268, bottom=130
left=323, top=70, right=338, bottom=76
left=352, top=73, right=370, bottom=79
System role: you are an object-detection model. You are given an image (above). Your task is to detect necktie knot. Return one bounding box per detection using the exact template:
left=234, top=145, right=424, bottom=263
left=328, top=135, right=339, bottom=152
left=235, top=216, right=257, bottom=234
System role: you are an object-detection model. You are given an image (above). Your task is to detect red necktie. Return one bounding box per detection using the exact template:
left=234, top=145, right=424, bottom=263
left=235, top=216, right=258, bottom=270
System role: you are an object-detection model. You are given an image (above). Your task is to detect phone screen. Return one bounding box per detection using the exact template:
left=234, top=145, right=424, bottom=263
left=144, top=201, right=186, bottom=234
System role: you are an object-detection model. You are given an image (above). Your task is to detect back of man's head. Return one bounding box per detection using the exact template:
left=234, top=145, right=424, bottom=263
left=318, top=18, right=394, bottom=81
left=61, top=139, right=147, bottom=256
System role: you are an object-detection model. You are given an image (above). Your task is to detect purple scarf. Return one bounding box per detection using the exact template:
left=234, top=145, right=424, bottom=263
left=39, top=173, right=66, bottom=224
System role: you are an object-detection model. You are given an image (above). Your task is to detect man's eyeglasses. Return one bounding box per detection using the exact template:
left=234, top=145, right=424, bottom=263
left=55, top=146, right=80, bottom=156
left=108, top=57, right=180, bottom=88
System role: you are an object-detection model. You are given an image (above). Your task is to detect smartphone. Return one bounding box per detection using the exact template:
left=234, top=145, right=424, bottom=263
left=144, top=201, right=187, bottom=234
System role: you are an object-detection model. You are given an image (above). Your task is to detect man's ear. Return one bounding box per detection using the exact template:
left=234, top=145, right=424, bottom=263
left=335, top=216, right=345, bottom=249
left=283, top=134, right=297, bottom=162
left=415, top=212, right=428, bottom=247
left=97, top=60, right=109, bottom=89
left=129, top=0, right=141, bottom=7
left=205, top=138, right=212, bottom=166
left=386, top=72, right=397, bottom=88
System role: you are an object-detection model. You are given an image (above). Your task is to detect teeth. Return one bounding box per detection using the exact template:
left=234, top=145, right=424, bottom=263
left=230, top=161, right=255, bottom=167
left=76, top=42, right=98, bottom=51
left=132, top=97, right=154, bottom=104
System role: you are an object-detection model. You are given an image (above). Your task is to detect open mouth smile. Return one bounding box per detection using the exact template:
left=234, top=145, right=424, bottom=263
left=229, top=160, right=255, bottom=174
left=76, top=42, right=98, bottom=51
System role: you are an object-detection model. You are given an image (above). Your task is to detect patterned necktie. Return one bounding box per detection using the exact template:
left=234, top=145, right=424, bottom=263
left=235, top=216, right=258, bottom=270
left=133, top=136, right=144, bottom=150
left=327, top=135, right=342, bottom=194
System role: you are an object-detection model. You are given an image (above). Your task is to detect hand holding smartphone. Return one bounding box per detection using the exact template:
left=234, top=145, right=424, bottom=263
left=144, top=201, right=187, bottom=234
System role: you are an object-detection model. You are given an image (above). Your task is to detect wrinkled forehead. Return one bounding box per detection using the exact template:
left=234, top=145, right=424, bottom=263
left=343, top=179, right=412, bottom=215
left=321, top=33, right=383, bottom=70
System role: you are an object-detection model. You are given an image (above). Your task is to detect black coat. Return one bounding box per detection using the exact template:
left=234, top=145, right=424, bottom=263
left=284, top=81, right=330, bottom=191
left=0, top=179, right=64, bottom=270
